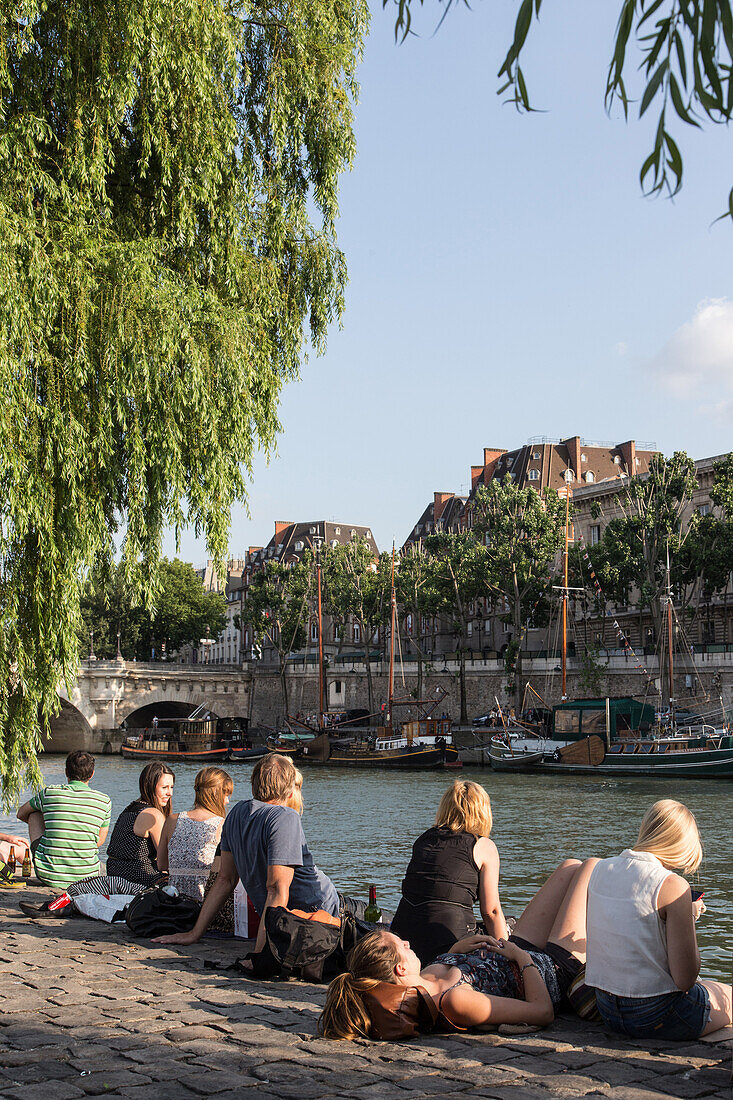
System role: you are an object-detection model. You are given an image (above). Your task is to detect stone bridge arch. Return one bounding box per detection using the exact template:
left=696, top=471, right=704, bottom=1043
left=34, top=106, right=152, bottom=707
left=46, top=697, right=95, bottom=754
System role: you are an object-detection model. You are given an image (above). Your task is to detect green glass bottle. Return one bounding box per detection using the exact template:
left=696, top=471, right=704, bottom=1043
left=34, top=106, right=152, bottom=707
left=364, top=884, right=382, bottom=924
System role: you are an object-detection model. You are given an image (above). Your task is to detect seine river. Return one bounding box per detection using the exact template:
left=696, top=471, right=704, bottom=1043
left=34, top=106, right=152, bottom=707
left=3, top=756, right=731, bottom=980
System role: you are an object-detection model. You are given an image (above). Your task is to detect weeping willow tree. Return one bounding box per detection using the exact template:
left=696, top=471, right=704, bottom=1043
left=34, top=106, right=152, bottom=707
left=0, top=0, right=368, bottom=803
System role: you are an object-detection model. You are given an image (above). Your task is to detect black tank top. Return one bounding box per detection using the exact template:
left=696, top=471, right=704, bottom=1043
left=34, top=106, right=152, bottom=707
left=391, top=827, right=480, bottom=965
left=105, top=800, right=160, bottom=885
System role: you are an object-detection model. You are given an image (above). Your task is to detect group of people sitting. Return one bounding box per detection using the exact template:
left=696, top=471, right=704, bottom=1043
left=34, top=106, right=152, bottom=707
left=4, top=750, right=730, bottom=1046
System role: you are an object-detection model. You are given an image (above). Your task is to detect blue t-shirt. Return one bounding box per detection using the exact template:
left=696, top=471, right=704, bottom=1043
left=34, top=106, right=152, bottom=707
left=221, top=799, right=339, bottom=917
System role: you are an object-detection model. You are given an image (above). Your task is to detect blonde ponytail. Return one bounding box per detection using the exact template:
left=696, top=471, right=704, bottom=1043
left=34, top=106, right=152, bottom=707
left=319, top=932, right=400, bottom=1040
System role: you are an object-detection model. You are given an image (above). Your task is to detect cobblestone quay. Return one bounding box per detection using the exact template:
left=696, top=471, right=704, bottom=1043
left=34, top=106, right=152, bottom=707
left=1, top=885, right=729, bottom=1099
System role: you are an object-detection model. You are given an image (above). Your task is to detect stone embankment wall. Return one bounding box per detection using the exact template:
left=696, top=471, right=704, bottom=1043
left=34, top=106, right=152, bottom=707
left=250, top=659, right=733, bottom=729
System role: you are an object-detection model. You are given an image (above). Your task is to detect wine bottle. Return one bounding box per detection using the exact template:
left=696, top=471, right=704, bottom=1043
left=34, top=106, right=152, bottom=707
left=364, top=884, right=382, bottom=924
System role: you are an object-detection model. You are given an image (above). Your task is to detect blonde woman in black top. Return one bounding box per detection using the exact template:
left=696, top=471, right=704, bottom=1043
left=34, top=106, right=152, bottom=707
left=391, top=781, right=508, bottom=964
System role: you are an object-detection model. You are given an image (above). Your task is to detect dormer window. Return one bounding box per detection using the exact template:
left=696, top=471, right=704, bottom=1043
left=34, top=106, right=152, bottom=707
left=331, top=539, right=339, bottom=548
left=528, top=469, right=540, bottom=481
left=614, top=455, right=621, bottom=465
left=366, top=531, right=371, bottom=539
left=350, top=529, right=356, bottom=537
left=334, top=526, right=340, bottom=535
left=581, top=453, right=587, bottom=462
left=294, top=540, right=304, bottom=551
left=564, top=470, right=574, bottom=482
left=532, top=451, right=541, bottom=460
left=309, top=526, right=316, bottom=534
left=585, top=471, right=595, bottom=483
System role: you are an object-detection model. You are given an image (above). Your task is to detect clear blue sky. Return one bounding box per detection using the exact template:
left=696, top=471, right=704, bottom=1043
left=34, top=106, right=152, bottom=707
left=165, top=1, right=733, bottom=564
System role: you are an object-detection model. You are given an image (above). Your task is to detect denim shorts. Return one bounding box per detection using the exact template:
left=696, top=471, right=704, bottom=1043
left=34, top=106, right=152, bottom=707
left=596, top=985, right=711, bottom=1040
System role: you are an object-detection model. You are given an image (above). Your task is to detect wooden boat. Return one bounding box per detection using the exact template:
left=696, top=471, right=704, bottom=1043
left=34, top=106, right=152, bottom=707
left=489, top=696, right=733, bottom=778
left=300, top=717, right=459, bottom=769
left=121, top=715, right=253, bottom=762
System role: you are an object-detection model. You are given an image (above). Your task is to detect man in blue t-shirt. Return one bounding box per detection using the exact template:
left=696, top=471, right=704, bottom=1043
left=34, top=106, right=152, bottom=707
left=155, top=753, right=340, bottom=952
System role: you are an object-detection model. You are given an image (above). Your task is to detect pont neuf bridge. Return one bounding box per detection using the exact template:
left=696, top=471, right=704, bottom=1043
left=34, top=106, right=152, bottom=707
left=51, top=660, right=252, bottom=754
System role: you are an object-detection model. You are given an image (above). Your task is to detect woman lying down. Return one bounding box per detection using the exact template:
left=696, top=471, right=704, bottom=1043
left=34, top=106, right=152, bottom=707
left=320, top=858, right=597, bottom=1040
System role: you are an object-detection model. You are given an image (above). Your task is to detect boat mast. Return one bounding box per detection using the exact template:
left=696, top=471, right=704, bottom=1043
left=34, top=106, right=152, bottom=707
left=314, top=534, right=325, bottom=727
left=561, top=486, right=571, bottom=702
left=387, top=544, right=396, bottom=731
left=665, top=545, right=675, bottom=724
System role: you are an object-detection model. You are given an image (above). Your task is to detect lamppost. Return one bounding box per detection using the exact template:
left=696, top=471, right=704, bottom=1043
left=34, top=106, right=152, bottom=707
left=116, top=630, right=122, bottom=661
left=89, top=629, right=96, bottom=661
left=199, top=625, right=216, bottom=664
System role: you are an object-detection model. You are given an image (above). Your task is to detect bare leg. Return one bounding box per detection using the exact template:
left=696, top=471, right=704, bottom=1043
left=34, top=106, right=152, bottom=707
left=701, top=980, right=732, bottom=1035
left=512, top=859, right=582, bottom=949
left=546, top=857, right=599, bottom=963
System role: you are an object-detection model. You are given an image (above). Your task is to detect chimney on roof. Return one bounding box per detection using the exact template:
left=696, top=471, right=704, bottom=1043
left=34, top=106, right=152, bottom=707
left=618, top=440, right=636, bottom=476
left=274, top=521, right=291, bottom=544
left=475, top=448, right=506, bottom=487
left=563, top=436, right=582, bottom=479
left=433, top=492, right=452, bottom=522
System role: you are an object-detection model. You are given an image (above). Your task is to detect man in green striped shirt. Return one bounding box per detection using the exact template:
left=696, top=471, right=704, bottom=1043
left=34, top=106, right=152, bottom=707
left=17, top=751, right=111, bottom=889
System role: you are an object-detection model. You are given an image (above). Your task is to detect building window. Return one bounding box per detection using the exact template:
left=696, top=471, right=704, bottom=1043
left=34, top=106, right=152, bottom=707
left=331, top=539, right=339, bottom=548
left=581, top=453, right=587, bottom=462
left=585, top=471, right=595, bottom=483
left=309, top=526, right=316, bottom=534
left=334, top=624, right=340, bottom=642
left=528, top=469, right=540, bottom=481
left=406, top=613, right=413, bottom=634
left=353, top=624, right=361, bottom=643
left=334, top=680, right=342, bottom=694
left=564, top=469, right=574, bottom=482
left=532, top=451, right=541, bottom=460
left=590, top=524, right=601, bottom=545
left=294, top=540, right=303, bottom=551
left=614, top=455, right=621, bottom=465
left=366, top=531, right=371, bottom=539
left=467, top=622, right=473, bottom=636
left=350, top=529, right=357, bottom=537
left=698, top=503, right=711, bottom=516
left=311, top=622, right=318, bottom=642
left=334, top=526, right=340, bottom=534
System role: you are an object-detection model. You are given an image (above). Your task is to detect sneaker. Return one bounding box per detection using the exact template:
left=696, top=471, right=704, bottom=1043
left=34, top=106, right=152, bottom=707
left=19, top=893, right=74, bottom=918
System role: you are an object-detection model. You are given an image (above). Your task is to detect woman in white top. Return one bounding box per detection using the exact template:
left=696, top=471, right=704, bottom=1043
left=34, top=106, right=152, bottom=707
left=157, top=767, right=233, bottom=900
left=586, top=799, right=731, bottom=1040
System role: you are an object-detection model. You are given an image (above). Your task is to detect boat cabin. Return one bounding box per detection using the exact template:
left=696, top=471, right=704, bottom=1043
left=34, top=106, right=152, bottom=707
left=376, top=716, right=452, bottom=750
left=551, top=698, right=655, bottom=743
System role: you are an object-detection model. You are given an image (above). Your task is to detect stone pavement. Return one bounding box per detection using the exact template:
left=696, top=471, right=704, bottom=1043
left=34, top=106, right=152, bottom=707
left=0, top=884, right=730, bottom=1100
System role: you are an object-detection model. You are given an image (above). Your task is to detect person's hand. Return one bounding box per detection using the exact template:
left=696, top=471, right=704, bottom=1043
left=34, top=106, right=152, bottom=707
left=483, top=937, right=532, bottom=967
left=450, top=933, right=497, bottom=953
left=151, top=931, right=201, bottom=946
left=692, top=897, right=706, bottom=922
left=1, top=834, right=29, bottom=852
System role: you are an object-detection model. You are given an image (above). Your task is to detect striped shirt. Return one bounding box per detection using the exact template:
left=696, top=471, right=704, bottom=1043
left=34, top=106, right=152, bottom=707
left=29, top=781, right=111, bottom=888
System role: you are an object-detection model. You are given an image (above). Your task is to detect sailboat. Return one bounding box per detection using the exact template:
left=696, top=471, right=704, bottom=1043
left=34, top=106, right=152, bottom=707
left=489, top=503, right=733, bottom=778
left=300, top=548, right=460, bottom=769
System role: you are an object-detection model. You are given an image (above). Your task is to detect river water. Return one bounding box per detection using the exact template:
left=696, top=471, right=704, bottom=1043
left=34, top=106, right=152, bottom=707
left=3, top=756, right=731, bottom=981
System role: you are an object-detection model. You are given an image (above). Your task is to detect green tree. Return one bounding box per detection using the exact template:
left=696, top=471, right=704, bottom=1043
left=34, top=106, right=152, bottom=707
left=240, top=558, right=311, bottom=718
left=79, top=560, right=226, bottom=660
left=322, top=540, right=391, bottom=720
left=0, top=0, right=368, bottom=802
left=470, top=478, right=565, bottom=712
left=591, top=452, right=698, bottom=704
left=425, top=531, right=490, bottom=724
left=395, top=541, right=443, bottom=705
left=387, top=0, right=733, bottom=217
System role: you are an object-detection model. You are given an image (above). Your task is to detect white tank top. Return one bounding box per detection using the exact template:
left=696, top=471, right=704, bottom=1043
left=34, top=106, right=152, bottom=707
left=585, top=849, right=678, bottom=997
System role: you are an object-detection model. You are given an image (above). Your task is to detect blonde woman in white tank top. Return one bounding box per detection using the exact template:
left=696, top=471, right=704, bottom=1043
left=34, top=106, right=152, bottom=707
left=586, top=799, right=731, bottom=1040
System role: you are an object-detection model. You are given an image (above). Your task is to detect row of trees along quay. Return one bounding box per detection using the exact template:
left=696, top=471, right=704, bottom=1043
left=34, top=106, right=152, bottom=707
left=237, top=452, right=733, bottom=724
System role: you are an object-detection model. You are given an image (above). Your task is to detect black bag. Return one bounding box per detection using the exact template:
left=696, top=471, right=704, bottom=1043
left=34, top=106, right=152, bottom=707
left=125, top=886, right=201, bottom=938
left=242, top=906, right=362, bottom=983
